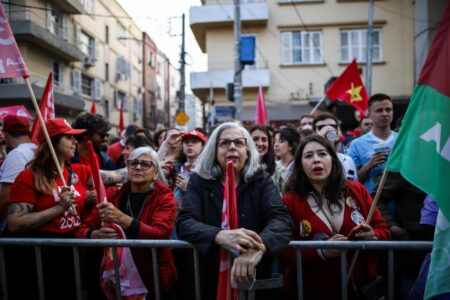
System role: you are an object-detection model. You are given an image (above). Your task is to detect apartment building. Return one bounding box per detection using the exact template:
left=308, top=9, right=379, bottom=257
left=190, top=0, right=444, bottom=127
left=1, top=0, right=144, bottom=134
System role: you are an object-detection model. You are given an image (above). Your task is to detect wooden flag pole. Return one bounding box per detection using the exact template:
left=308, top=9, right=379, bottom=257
left=346, top=169, right=389, bottom=282
left=310, top=95, right=327, bottom=115
left=24, top=78, right=77, bottom=215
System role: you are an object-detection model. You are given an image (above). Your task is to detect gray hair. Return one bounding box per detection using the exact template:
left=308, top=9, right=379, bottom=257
left=194, top=122, right=261, bottom=182
left=128, top=146, right=167, bottom=185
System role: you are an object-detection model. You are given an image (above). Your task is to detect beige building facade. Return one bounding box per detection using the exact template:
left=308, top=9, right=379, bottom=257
left=190, top=0, right=418, bottom=126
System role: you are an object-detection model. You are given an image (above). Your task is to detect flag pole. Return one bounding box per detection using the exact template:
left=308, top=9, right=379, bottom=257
left=346, top=169, right=389, bottom=282
left=310, top=95, right=327, bottom=115
left=24, top=78, right=77, bottom=215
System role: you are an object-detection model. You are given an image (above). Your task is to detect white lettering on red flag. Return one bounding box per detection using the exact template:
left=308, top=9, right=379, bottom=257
left=0, top=4, right=30, bottom=79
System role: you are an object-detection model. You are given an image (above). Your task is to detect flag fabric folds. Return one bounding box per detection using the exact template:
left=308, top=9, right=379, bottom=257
left=86, top=141, right=148, bottom=299
left=30, top=72, right=55, bottom=144
left=0, top=3, right=30, bottom=79
left=255, top=86, right=268, bottom=125
left=118, top=101, right=124, bottom=136
left=217, top=161, right=238, bottom=300
left=385, top=4, right=450, bottom=299
left=90, top=101, right=97, bottom=114
left=325, top=59, right=369, bottom=116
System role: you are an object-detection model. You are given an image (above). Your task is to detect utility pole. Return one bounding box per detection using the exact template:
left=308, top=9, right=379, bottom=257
left=233, top=0, right=243, bottom=120
left=365, top=0, right=374, bottom=96
left=179, top=13, right=186, bottom=112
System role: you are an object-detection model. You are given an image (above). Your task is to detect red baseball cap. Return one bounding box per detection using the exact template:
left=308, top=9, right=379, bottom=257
left=3, top=115, right=30, bottom=134
left=181, top=130, right=207, bottom=143
left=38, top=118, right=86, bottom=142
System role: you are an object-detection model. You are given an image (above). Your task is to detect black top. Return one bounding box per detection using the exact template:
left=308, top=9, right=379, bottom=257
left=119, top=192, right=147, bottom=238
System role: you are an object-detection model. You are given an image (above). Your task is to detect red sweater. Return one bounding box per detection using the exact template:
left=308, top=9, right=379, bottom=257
left=281, top=180, right=390, bottom=300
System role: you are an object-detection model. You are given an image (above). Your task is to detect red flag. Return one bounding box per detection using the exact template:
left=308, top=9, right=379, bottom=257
left=326, top=59, right=369, bottom=116
left=217, top=161, right=238, bottom=300
left=90, top=101, right=97, bottom=114
left=0, top=4, right=30, bottom=79
left=87, top=141, right=147, bottom=299
left=255, top=86, right=268, bottom=125
left=30, top=72, right=55, bottom=144
left=118, top=101, right=124, bottom=136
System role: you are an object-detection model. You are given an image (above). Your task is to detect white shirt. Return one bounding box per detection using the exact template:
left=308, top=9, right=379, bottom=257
left=338, top=153, right=357, bottom=180
left=0, top=143, right=37, bottom=184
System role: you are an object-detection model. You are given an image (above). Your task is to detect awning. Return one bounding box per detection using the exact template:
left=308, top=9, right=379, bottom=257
left=241, top=103, right=311, bottom=121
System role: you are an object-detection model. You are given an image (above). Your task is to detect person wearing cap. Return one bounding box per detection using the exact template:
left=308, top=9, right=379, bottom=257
left=71, top=112, right=115, bottom=171
left=5, top=118, right=95, bottom=300
left=0, top=115, right=36, bottom=233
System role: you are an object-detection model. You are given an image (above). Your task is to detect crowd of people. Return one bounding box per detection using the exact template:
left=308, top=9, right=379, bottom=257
left=0, top=93, right=436, bottom=299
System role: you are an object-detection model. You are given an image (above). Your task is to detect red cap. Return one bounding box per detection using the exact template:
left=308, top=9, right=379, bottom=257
left=181, top=130, right=207, bottom=143
left=38, top=118, right=86, bottom=142
left=3, top=115, right=30, bottom=134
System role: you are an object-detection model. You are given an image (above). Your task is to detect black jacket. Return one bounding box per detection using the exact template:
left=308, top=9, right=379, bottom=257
left=176, top=170, right=292, bottom=299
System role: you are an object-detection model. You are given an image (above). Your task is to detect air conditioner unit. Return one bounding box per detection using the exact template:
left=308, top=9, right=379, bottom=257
left=137, top=86, right=145, bottom=94
left=84, top=56, right=96, bottom=67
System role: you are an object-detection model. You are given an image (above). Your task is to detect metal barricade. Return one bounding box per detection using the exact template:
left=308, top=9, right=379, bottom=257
left=0, top=239, right=433, bottom=300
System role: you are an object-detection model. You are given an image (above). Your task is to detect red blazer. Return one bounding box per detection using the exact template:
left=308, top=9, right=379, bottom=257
left=78, top=180, right=178, bottom=296
left=281, top=180, right=390, bottom=300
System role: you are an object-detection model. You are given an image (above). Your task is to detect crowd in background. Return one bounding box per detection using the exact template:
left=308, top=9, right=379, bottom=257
left=0, top=92, right=437, bottom=300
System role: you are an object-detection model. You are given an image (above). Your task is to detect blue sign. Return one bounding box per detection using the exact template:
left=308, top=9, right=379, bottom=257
left=240, top=36, right=255, bottom=65
left=215, top=106, right=235, bottom=119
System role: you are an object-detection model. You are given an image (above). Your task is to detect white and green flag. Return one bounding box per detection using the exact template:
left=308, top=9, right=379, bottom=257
left=386, top=4, right=450, bottom=299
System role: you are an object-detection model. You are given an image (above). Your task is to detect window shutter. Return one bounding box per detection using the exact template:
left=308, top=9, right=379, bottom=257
left=75, top=24, right=81, bottom=47
left=280, top=31, right=292, bottom=65
left=59, top=63, right=64, bottom=86
left=72, top=69, right=81, bottom=93
left=62, top=15, right=69, bottom=41
left=46, top=3, right=52, bottom=31
left=94, top=79, right=102, bottom=100
left=113, top=90, right=118, bottom=108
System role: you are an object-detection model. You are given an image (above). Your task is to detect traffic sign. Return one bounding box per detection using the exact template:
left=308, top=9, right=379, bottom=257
left=175, top=111, right=190, bottom=126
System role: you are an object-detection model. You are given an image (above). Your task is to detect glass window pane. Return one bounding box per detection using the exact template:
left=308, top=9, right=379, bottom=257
left=313, top=48, right=321, bottom=63
left=341, top=31, right=348, bottom=46
left=341, top=47, right=348, bottom=62
left=372, top=31, right=380, bottom=44
left=293, top=49, right=301, bottom=63
left=304, top=49, right=310, bottom=63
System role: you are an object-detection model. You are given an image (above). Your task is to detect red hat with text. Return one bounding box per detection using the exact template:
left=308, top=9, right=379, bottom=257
left=181, top=129, right=207, bottom=143
left=3, top=115, right=30, bottom=134
left=38, top=118, right=86, bottom=142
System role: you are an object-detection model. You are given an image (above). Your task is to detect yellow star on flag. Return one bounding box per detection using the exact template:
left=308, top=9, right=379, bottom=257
left=346, top=82, right=363, bottom=102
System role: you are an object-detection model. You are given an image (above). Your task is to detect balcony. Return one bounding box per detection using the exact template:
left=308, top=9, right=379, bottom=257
left=54, top=0, right=85, bottom=14
left=8, top=9, right=85, bottom=62
left=190, top=1, right=268, bottom=52
left=0, top=73, right=85, bottom=117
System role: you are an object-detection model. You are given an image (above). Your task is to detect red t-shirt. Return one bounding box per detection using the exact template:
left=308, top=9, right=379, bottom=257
left=9, top=164, right=92, bottom=234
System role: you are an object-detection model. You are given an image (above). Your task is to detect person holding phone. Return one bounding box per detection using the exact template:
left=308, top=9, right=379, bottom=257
left=281, top=135, right=390, bottom=299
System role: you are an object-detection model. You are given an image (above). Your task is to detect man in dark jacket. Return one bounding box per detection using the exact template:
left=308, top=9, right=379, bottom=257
left=177, top=122, right=292, bottom=300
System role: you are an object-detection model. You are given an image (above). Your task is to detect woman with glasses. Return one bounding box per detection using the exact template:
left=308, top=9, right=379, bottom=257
left=272, top=127, right=300, bottom=194
left=84, top=147, right=178, bottom=298
left=281, top=135, right=389, bottom=299
left=177, top=121, right=292, bottom=300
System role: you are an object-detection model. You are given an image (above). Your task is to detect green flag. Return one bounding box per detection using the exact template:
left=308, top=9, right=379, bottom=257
left=386, top=4, right=450, bottom=299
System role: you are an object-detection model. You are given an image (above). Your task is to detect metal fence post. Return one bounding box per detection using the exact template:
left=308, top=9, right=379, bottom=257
left=341, top=250, right=348, bottom=300
left=151, top=248, right=161, bottom=300
left=0, top=247, right=8, bottom=300
left=295, top=249, right=303, bottom=300
left=35, top=246, right=45, bottom=300
left=193, top=248, right=201, bottom=300
left=111, top=247, right=122, bottom=300
left=72, top=246, right=82, bottom=300
left=388, top=250, right=394, bottom=300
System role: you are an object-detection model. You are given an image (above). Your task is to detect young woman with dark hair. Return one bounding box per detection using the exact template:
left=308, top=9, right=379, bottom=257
left=272, top=127, right=300, bottom=193
left=281, top=135, right=390, bottom=299
left=250, top=125, right=276, bottom=175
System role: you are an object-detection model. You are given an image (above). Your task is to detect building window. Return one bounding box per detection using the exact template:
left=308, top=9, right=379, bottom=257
left=148, top=51, right=155, bottom=67
left=116, top=22, right=126, bottom=43
left=105, top=63, right=109, bottom=81
left=53, top=62, right=64, bottom=86
left=280, top=31, right=323, bottom=65
left=79, top=30, right=96, bottom=57
left=82, top=0, right=94, bottom=14
left=340, top=28, right=382, bottom=63
left=81, top=74, right=94, bottom=97
left=46, top=3, right=68, bottom=40
left=105, top=25, right=109, bottom=44
left=114, top=90, right=127, bottom=109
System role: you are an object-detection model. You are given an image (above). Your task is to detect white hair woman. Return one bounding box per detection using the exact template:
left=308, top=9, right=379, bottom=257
left=176, top=122, right=293, bottom=299
left=81, top=147, right=178, bottom=298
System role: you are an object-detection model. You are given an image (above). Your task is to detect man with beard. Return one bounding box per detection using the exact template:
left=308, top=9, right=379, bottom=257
left=71, top=113, right=115, bottom=170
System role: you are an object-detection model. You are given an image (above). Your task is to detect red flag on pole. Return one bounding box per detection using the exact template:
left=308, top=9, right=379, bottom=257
left=255, top=85, right=268, bottom=125
left=86, top=141, right=147, bottom=299
left=30, top=72, right=55, bottom=144
left=0, top=3, right=30, bottom=79
left=90, top=101, right=97, bottom=114
left=326, top=59, right=369, bottom=116
left=118, top=101, right=124, bottom=136
left=217, top=161, right=238, bottom=300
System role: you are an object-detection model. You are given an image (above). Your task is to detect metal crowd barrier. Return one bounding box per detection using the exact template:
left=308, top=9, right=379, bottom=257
left=0, top=239, right=433, bottom=300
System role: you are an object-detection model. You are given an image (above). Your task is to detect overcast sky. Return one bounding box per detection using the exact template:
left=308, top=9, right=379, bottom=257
left=117, top=0, right=207, bottom=93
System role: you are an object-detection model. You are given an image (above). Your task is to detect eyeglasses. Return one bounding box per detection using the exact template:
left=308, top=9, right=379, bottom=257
left=128, top=160, right=154, bottom=170
left=98, top=132, right=110, bottom=138
left=316, top=124, right=338, bottom=131
left=218, top=138, right=247, bottom=149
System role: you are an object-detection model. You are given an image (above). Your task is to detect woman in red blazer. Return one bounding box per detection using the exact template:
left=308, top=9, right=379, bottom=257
left=87, top=146, right=178, bottom=299
left=281, top=135, right=390, bottom=300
